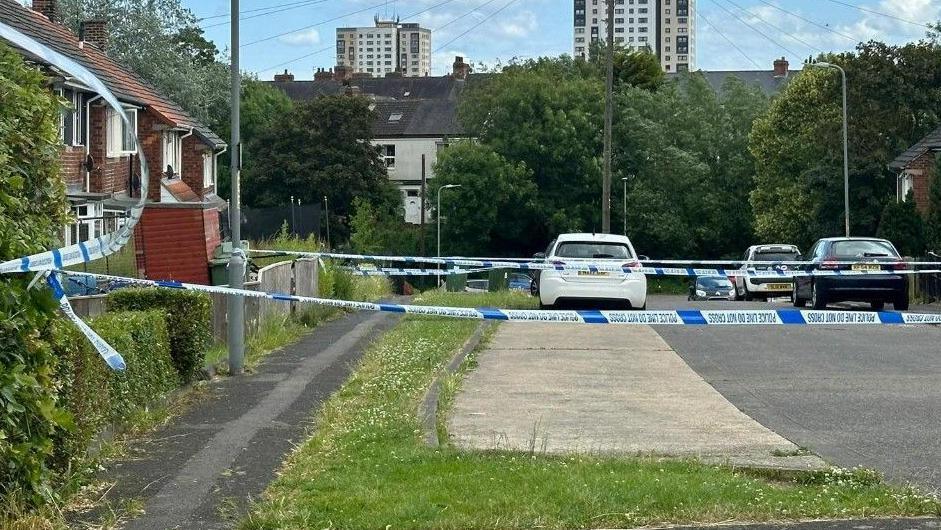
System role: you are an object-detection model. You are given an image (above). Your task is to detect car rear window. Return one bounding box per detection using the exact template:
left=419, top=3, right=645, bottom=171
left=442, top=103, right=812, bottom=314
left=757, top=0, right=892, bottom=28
left=554, top=242, right=633, bottom=259
left=753, top=250, right=800, bottom=261
left=830, top=240, right=899, bottom=259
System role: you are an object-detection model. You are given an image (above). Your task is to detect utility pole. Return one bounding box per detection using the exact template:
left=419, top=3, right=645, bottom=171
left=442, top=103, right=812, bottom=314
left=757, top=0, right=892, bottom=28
left=323, top=195, right=331, bottom=250
left=622, top=176, right=629, bottom=236
left=420, top=154, right=426, bottom=255
left=227, top=0, right=245, bottom=375
left=804, top=61, right=850, bottom=236
left=602, top=0, right=615, bottom=234
left=290, top=195, right=296, bottom=233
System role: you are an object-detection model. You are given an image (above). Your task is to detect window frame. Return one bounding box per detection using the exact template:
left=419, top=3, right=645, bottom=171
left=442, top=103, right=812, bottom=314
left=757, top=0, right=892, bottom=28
left=106, top=107, right=138, bottom=157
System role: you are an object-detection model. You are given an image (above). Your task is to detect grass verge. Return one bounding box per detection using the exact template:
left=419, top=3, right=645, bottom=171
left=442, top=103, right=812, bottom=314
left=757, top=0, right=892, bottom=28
left=241, top=299, right=940, bottom=529
left=413, top=288, right=538, bottom=309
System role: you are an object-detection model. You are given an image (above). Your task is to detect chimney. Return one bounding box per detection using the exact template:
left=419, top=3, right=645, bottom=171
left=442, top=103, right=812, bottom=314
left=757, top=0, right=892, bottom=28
left=314, top=67, right=333, bottom=81
left=31, top=0, right=57, bottom=21
left=773, top=56, right=789, bottom=78
left=334, top=65, right=351, bottom=81
left=452, top=56, right=471, bottom=80
left=79, top=19, right=108, bottom=51
left=273, top=69, right=294, bottom=82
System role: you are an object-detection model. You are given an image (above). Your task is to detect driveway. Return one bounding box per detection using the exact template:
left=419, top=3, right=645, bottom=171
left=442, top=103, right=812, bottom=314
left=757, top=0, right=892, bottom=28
left=650, top=295, right=941, bottom=491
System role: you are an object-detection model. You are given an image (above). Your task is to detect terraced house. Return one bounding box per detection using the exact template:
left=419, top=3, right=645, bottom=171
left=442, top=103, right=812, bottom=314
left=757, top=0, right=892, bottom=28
left=0, top=0, right=227, bottom=284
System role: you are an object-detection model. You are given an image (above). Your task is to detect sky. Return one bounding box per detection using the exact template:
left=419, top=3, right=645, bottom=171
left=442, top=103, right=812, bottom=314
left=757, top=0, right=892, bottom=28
left=184, top=0, right=941, bottom=80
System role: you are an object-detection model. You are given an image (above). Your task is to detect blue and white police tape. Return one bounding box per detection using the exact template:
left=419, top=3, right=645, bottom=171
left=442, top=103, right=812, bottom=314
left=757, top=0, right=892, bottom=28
left=345, top=267, right=494, bottom=276
left=0, top=22, right=148, bottom=370
left=0, top=22, right=148, bottom=275
left=254, top=251, right=941, bottom=277
left=47, top=273, right=126, bottom=370
left=58, top=270, right=941, bottom=326
left=249, top=249, right=941, bottom=269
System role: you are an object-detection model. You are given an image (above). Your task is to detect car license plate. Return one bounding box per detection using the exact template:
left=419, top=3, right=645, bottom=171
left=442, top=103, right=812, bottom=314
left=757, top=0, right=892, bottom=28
left=852, top=264, right=881, bottom=272
left=766, top=283, right=790, bottom=290
left=577, top=271, right=609, bottom=276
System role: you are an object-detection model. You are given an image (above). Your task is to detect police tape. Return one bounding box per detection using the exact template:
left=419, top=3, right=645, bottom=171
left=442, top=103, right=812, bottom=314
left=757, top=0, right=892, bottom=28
left=0, top=22, right=148, bottom=370
left=58, top=270, right=941, bottom=326
left=249, top=250, right=941, bottom=278
left=345, top=267, right=494, bottom=276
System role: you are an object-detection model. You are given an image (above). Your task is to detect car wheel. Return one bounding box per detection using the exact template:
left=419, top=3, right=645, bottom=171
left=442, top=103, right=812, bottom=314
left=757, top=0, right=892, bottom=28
left=811, top=282, right=828, bottom=310
left=530, top=279, right=538, bottom=297
left=870, top=301, right=885, bottom=311
left=743, top=288, right=753, bottom=302
left=894, top=295, right=909, bottom=311
left=792, top=285, right=807, bottom=308
left=539, top=302, right=554, bottom=310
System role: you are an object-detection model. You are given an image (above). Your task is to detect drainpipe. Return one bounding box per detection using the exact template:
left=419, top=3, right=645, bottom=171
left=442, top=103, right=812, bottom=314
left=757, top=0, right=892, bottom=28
left=214, top=145, right=228, bottom=189
left=178, top=127, right=194, bottom=179
left=85, top=94, right=103, bottom=192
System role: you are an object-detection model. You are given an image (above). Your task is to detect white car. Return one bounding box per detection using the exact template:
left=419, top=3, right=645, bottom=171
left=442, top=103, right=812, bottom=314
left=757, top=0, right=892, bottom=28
left=536, top=233, right=647, bottom=310
left=733, top=244, right=801, bottom=301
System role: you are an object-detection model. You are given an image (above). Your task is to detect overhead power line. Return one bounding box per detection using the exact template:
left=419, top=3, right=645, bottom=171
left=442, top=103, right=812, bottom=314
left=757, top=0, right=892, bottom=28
left=434, top=0, right=502, bottom=32
left=823, top=0, right=935, bottom=31
left=698, top=10, right=762, bottom=69
left=259, top=45, right=334, bottom=74
left=244, top=0, right=463, bottom=48
left=201, top=0, right=330, bottom=30
left=434, top=0, right=522, bottom=53
left=721, top=0, right=825, bottom=55
left=752, top=0, right=858, bottom=43
left=197, top=0, right=321, bottom=22
left=707, top=0, right=802, bottom=59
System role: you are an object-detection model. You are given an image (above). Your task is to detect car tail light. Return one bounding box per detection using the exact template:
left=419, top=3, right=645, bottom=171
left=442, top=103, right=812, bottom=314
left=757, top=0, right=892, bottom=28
left=622, top=260, right=640, bottom=269
left=891, top=261, right=908, bottom=270
left=819, top=259, right=840, bottom=270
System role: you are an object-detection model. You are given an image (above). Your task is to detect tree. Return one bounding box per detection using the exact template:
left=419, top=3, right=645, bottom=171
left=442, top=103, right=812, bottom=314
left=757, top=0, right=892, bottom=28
left=432, top=142, right=537, bottom=257
left=587, top=42, right=664, bottom=90
left=877, top=192, right=925, bottom=256
left=243, top=96, right=390, bottom=245
left=349, top=196, right=421, bottom=255
left=215, top=79, right=294, bottom=198
left=0, top=43, right=70, bottom=508
left=926, top=155, right=941, bottom=251
left=58, top=0, right=229, bottom=128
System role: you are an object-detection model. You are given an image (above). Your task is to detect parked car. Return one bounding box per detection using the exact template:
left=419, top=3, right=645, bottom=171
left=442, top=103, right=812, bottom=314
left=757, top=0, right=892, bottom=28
left=792, top=237, right=909, bottom=310
left=733, top=244, right=801, bottom=301
left=508, top=273, right=534, bottom=292
left=689, top=276, right=736, bottom=301
left=536, top=233, right=647, bottom=310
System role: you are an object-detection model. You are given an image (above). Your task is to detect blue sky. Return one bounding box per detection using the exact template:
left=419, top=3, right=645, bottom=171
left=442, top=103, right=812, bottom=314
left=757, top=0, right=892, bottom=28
left=185, top=0, right=941, bottom=80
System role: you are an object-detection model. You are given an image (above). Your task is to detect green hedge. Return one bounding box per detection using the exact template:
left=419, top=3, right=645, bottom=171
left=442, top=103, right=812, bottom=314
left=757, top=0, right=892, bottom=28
left=50, top=310, right=178, bottom=470
left=108, top=288, right=212, bottom=381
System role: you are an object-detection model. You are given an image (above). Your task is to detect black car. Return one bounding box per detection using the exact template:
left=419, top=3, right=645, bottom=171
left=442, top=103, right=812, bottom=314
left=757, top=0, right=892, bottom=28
left=689, top=276, right=736, bottom=301
left=792, top=237, right=908, bottom=310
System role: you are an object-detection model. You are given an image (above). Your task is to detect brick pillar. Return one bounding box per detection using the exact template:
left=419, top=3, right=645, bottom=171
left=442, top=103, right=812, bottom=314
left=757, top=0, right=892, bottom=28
left=31, top=0, right=57, bottom=21
left=80, top=20, right=108, bottom=51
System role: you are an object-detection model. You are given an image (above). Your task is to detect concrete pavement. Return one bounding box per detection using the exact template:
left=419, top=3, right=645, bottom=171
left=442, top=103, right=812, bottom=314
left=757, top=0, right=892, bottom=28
left=448, top=321, right=823, bottom=468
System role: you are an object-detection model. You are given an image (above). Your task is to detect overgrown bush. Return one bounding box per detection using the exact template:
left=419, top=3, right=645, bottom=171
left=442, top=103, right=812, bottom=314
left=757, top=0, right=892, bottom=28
left=108, top=289, right=211, bottom=381
left=49, top=311, right=177, bottom=469
left=0, top=42, right=70, bottom=508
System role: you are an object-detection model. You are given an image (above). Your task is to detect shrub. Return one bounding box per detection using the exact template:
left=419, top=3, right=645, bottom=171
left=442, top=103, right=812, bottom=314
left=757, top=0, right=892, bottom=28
left=0, top=41, right=70, bottom=508
left=108, top=289, right=212, bottom=381
left=50, top=310, right=177, bottom=469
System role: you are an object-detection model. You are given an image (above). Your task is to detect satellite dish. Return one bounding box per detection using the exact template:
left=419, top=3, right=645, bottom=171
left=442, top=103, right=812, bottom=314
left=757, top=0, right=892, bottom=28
left=83, top=154, right=95, bottom=172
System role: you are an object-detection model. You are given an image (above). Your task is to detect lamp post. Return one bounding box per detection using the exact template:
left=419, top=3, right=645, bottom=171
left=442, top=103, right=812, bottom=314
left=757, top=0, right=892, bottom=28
left=227, top=0, right=245, bottom=374
left=805, top=61, right=850, bottom=237
left=323, top=195, right=330, bottom=250
left=621, top=176, right=629, bottom=236
left=437, top=184, right=461, bottom=260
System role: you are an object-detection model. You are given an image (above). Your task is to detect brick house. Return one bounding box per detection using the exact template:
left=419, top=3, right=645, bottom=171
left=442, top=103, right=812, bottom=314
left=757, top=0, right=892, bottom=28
left=0, top=0, right=227, bottom=283
left=889, top=127, right=941, bottom=215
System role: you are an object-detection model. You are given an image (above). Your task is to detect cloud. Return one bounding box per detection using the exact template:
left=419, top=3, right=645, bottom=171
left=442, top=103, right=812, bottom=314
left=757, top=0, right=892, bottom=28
left=278, top=29, right=321, bottom=46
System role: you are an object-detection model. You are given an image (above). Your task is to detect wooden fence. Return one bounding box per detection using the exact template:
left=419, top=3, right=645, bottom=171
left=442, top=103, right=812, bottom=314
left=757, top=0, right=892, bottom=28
left=72, top=258, right=319, bottom=344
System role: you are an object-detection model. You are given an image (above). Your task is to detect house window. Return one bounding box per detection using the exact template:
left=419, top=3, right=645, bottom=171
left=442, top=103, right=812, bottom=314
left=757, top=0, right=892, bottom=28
left=382, top=144, right=396, bottom=168
left=163, top=131, right=183, bottom=177
left=899, top=173, right=915, bottom=201
left=106, top=107, right=137, bottom=157
left=203, top=152, right=214, bottom=188
left=59, top=90, right=86, bottom=146
left=64, top=202, right=103, bottom=246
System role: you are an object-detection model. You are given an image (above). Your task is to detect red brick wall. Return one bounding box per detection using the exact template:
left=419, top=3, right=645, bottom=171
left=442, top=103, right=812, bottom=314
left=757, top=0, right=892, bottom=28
left=87, top=104, right=130, bottom=195
left=181, top=134, right=208, bottom=198
left=137, top=110, right=164, bottom=201
left=138, top=205, right=219, bottom=284
left=906, top=151, right=936, bottom=216
left=60, top=145, right=85, bottom=190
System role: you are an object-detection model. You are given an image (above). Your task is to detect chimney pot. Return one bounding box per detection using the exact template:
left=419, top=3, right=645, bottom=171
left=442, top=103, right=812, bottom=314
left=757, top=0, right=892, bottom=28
left=452, top=55, right=471, bottom=80
left=80, top=19, right=108, bottom=51
left=274, top=69, right=295, bottom=82
left=31, top=0, right=57, bottom=21
left=773, top=56, right=789, bottom=77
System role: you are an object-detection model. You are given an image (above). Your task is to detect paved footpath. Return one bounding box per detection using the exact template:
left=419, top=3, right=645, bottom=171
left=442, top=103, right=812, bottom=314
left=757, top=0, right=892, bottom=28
left=72, top=310, right=399, bottom=530
left=449, top=322, right=822, bottom=468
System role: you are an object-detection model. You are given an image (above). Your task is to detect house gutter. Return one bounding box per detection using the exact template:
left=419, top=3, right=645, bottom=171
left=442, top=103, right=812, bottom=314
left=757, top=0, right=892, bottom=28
left=85, top=94, right=103, bottom=193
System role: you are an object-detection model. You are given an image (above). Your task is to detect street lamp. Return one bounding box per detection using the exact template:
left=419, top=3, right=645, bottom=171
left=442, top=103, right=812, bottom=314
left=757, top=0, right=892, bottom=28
left=437, top=184, right=461, bottom=260
left=804, top=61, right=850, bottom=237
